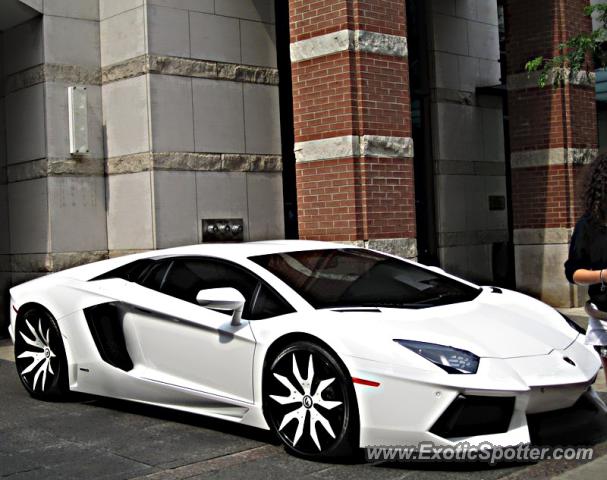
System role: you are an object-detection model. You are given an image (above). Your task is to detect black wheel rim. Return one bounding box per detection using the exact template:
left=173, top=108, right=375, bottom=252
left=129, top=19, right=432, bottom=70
left=14, top=310, right=61, bottom=394
left=265, top=345, right=348, bottom=455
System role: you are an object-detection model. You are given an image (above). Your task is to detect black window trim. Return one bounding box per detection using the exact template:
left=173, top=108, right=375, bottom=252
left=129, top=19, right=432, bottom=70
left=249, top=247, right=483, bottom=310
left=160, top=255, right=295, bottom=320
left=93, top=254, right=295, bottom=320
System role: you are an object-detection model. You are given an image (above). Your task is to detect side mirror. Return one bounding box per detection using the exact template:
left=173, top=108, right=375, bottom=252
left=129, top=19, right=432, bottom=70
left=196, top=288, right=245, bottom=326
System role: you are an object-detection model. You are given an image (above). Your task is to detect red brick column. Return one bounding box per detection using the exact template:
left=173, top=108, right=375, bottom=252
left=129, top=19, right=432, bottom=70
left=505, top=0, right=598, bottom=306
left=288, top=0, right=417, bottom=257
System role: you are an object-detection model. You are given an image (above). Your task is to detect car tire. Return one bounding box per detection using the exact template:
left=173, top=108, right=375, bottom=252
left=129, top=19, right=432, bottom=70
left=14, top=306, right=69, bottom=400
left=263, top=340, right=358, bottom=458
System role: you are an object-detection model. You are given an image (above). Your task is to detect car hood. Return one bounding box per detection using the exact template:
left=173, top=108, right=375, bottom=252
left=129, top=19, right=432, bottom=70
left=319, top=288, right=578, bottom=359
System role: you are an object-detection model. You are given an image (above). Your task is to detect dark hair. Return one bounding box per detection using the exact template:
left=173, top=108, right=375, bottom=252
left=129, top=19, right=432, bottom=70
left=583, top=153, right=607, bottom=225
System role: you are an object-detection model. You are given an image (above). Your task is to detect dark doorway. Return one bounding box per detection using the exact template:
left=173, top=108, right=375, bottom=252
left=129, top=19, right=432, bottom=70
left=406, top=0, right=438, bottom=265
left=274, top=1, right=298, bottom=239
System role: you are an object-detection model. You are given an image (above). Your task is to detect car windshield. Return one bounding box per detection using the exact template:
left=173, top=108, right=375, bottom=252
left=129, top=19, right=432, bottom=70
left=249, top=248, right=482, bottom=310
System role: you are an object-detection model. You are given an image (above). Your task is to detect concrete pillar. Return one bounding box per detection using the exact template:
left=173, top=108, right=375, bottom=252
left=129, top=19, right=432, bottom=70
left=3, top=1, right=107, bottom=288
left=505, top=0, right=598, bottom=306
left=0, top=0, right=288, bottom=337
left=101, top=0, right=284, bottom=256
left=288, top=0, right=417, bottom=258
left=427, top=0, right=508, bottom=284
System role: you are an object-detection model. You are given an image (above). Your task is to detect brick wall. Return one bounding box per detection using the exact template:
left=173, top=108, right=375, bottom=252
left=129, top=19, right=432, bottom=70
left=506, top=0, right=594, bottom=74
left=354, top=53, right=410, bottom=136
left=511, top=164, right=585, bottom=229
left=509, top=86, right=597, bottom=152
left=289, top=0, right=350, bottom=41
left=291, top=52, right=409, bottom=141
left=296, top=157, right=415, bottom=241
left=292, top=52, right=356, bottom=141
left=506, top=0, right=597, bottom=230
left=505, top=0, right=597, bottom=306
left=289, top=0, right=416, bottom=250
left=289, top=0, right=406, bottom=42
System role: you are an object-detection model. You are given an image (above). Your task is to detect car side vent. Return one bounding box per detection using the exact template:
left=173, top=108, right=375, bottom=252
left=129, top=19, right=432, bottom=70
left=84, top=303, right=134, bottom=372
left=430, top=395, right=515, bottom=438
left=491, top=287, right=503, bottom=294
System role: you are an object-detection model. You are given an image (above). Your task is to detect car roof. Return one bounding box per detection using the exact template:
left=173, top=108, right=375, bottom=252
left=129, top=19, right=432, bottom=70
left=52, top=240, right=357, bottom=282
left=151, top=240, right=352, bottom=261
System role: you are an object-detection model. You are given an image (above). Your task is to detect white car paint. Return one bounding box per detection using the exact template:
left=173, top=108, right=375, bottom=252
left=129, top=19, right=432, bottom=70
left=7, top=240, right=602, bottom=449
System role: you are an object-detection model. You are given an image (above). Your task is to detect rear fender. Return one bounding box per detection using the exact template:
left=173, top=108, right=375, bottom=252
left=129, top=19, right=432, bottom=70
left=10, top=278, right=121, bottom=324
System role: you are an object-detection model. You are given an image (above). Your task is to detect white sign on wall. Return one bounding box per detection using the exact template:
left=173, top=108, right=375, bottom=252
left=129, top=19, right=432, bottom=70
left=68, top=86, right=89, bottom=155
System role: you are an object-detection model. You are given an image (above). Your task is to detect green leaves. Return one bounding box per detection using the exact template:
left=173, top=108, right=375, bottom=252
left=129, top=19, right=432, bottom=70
left=585, top=3, right=607, bottom=25
left=527, top=2, right=606, bottom=88
left=525, top=56, right=547, bottom=87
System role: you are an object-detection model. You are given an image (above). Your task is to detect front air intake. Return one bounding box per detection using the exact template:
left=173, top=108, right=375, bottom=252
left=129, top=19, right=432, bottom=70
left=430, top=395, right=515, bottom=438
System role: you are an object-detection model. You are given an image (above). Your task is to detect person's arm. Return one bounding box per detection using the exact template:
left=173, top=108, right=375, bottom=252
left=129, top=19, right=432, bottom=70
left=565, top=218, right=593, bottom=286
left=573, top=268, right=605, bottom=286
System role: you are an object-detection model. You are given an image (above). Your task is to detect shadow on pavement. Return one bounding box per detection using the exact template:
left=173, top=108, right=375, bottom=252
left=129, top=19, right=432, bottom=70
left=64, top=388, right=607, bottom=473
left=83, top=394, right=280, bottom=446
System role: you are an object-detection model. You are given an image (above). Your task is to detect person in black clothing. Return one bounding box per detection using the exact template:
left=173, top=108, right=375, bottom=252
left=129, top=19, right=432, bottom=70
left=565, top=153, right=607, bottom=381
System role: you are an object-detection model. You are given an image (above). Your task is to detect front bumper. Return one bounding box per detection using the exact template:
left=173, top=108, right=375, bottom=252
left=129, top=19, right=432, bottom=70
left=346, top=338, right=601, bottom=448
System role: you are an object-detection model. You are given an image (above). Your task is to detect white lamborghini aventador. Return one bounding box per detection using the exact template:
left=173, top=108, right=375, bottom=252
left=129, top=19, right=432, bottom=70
left=7, top=241, right=602, bottom=458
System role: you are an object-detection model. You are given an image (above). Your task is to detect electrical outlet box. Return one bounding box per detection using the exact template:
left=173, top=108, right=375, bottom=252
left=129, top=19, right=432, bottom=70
left=202, top=219, right=245, bottom=243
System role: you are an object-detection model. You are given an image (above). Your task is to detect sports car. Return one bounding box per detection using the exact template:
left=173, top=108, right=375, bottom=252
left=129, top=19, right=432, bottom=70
left=7, top=241, right=602, bottom=458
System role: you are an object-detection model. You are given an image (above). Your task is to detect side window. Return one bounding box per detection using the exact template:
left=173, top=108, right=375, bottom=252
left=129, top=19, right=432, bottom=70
left=91, top=259, right=154, bottom=282
left=251, top=283, right=295, bottom=320
left=160, top=258, right=294, bottom=320
left=158, top=260, right=209, bottom=304
left=139, top=261, right=172, bottom=291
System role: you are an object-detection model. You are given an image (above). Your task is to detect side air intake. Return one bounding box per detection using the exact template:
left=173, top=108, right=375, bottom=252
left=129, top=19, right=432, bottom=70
left=84, top=303, right=134, bottom=372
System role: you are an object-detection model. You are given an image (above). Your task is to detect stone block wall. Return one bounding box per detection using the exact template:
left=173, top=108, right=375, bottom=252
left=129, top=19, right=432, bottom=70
left=428, top=0, right=508, bottom=284
left=2, top=5, right=108, bottom=291
left=0, top=0, right=286, bottom=337
left=100, top=0, right=284, bottom=254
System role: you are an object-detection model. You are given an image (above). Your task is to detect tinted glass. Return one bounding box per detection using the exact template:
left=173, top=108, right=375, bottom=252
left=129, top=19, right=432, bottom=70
left=92, top=259, right=154, bottom=283
left=160, top=258, right=294, bottom=320
left=252, top=283, right=294, bottom=319
left=140, top=261, right=171, bottom=291
left=250, top=249, right=481, bottom=309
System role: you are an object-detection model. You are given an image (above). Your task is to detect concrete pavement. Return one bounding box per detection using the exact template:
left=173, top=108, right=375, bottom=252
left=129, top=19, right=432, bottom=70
left=0, top=338, right=13, bottom=362
left=552, top=455, right=607, bottom=480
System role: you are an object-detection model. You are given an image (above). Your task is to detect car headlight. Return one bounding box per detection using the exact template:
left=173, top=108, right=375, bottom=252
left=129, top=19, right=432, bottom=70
left=394, top=339, right=479, bottom=374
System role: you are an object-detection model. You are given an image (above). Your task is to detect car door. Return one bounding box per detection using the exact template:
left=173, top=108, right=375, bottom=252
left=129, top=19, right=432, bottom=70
left=115, top=256, right=293, bottom=404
